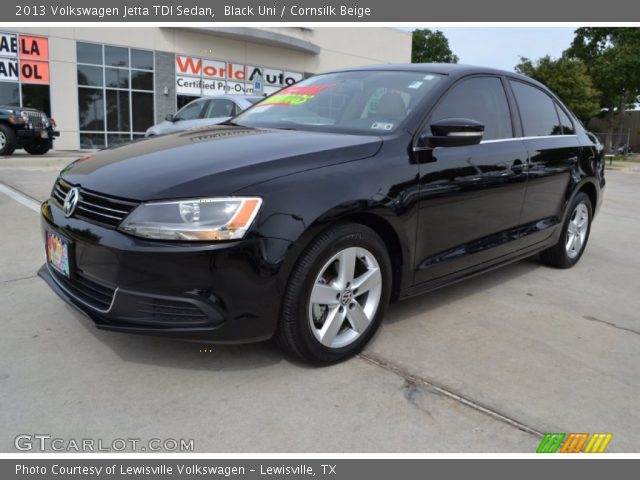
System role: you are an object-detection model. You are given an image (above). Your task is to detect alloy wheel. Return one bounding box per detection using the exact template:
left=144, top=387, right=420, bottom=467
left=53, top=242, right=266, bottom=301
left=308, top=246, right=382, bottom=349
left=566, top=202, right=589, bottom=259
left=0, top=132, right=6, bottom=149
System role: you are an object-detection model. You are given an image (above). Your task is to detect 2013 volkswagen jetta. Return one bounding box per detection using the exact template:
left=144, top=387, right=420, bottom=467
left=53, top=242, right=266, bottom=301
left=39, top=64, right=605, bottom=364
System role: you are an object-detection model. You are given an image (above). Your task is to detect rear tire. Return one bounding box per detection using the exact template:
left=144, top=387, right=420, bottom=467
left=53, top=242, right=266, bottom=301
left=23, top=142, right=50, bottom=155
left=540, top=192, right=592, bottom=268
left=0, top=125, right=17, bottom=156
left=276, top=223, right=392, bottom=365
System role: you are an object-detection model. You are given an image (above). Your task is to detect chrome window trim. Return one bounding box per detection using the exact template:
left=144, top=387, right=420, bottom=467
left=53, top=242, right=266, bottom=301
left=480, top=135, right=578, bottom=144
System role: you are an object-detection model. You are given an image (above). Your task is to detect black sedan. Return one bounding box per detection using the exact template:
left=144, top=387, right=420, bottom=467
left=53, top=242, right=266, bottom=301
left=39, top=64, right=605, bottom=364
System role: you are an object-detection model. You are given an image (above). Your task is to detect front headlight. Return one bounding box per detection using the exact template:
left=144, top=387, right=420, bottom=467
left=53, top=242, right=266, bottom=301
left=118, top=197, right=262, bottom=241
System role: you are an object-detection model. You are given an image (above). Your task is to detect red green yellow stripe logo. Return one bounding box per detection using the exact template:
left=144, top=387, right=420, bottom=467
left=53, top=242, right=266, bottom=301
left=537, top=433, right=612, bottom=453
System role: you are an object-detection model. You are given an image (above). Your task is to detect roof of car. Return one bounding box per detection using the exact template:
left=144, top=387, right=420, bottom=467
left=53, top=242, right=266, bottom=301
left=326, top=63, right=546, bottom=88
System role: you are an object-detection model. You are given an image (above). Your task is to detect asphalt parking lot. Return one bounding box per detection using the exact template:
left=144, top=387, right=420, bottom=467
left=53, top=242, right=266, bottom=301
left=1, top=151, right=638, bottom=452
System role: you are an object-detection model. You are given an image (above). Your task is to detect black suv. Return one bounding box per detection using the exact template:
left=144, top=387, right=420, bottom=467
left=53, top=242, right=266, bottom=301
left=0, top=106, right=59, bottom=156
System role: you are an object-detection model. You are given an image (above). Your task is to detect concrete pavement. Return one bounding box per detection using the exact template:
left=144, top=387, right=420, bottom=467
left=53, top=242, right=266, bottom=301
left=0, top=152, right=637, bottom=452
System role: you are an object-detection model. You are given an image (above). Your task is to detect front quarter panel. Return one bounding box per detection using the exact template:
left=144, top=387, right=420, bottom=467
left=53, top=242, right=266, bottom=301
left=234, top=135, right=421, bottom=294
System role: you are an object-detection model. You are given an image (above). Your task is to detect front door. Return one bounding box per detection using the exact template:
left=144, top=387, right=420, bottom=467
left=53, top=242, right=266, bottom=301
left=413, top=75, right=529, bottom=285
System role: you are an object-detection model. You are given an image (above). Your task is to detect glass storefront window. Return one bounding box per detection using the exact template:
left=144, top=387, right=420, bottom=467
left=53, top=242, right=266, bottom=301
left=21, top=84, right=52, bottom=116
left=77, top=65, right=103, bottom=87
left=0, top=82, right=20, bottom=107
left=106, top=90, right=130, bottom=131
left=78, top=88, right=104, bottom=131
left=77, top=42, right=154, bottom=149
left=131, top=49, right=153, bottom=71
left=131, top=70, right=153, bottom=91
left=79, top=133, right=106, bottom=150
left=105, top=46, right=129, bottom=68
left=105, top=68, right=129, bottom=89
left=77, top=43, right=102, bottom=65
left=131, top=92, right=153, bottom=132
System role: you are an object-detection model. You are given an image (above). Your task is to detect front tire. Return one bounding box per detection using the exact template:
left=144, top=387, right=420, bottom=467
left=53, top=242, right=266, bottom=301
left=0, top=125, right=17, bottom=156
left=276, top=223, right=392, bottom=365
left=540, top=192, right=592, bottom=268
left=23, top=142, right=50, bottom=155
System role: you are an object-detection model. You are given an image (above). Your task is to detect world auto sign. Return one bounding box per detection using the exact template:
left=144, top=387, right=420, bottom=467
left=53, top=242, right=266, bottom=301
left=0, top=32, right=50, bottom=84
left=175, top=55, right=303, bottom=97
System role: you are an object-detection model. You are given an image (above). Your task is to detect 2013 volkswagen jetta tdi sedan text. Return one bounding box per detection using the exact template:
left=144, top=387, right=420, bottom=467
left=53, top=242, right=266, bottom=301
left=39, top=64, right=605, bottom=364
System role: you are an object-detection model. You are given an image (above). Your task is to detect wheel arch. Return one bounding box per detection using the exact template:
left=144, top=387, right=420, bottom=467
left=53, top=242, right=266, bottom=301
left=577, top=180, right=598, bottom=215
left=277, top=207, right=410, bottom=304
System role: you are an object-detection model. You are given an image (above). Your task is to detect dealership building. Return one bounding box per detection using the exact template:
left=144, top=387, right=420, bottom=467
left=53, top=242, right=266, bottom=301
left=0, top=27, right=411, bottom=150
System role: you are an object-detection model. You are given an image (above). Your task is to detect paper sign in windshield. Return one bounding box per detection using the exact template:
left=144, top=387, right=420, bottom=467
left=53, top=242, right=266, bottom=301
left=257, top=83, right=336, bottom=107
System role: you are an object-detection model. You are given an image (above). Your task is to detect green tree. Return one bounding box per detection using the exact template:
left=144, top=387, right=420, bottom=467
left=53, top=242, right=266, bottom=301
left=412, top=29, right=459, bottom=64
left=515, top=55, right=600, bottom=123
left=565, top=27, right=640, bottom=151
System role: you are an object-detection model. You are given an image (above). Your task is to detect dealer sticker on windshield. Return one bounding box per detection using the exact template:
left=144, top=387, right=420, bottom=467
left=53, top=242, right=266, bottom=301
left=371, top=122, right=394, bottom=130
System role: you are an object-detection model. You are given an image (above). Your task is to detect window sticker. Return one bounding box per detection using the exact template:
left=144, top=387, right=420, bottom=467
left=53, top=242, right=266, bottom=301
left=256, top=83, right=336, bottom=107
left=371, top=122, right=394, bottom=130
left=408, top=81, right=423, bottom=89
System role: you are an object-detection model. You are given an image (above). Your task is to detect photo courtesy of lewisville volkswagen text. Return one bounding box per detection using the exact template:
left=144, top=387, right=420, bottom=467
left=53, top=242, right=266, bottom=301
left=0, top=0, right=638, bottom=477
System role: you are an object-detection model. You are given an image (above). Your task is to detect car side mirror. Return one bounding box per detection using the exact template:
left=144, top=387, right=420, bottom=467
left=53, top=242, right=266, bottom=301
left=416, top=118, right=484, bottom=150
left=165, top=114, right=175, bottom=122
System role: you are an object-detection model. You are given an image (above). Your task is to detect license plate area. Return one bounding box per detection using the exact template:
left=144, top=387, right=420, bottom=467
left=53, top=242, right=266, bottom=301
left=46, top=230, right=73, bottom=278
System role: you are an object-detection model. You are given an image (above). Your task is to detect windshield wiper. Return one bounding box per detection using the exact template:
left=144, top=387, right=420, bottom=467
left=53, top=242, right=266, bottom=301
left=220, top=120, right=243, bottom=127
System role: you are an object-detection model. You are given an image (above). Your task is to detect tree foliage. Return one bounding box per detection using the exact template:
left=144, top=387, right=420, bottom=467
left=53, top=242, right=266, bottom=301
left=515, top=55, right=600, bottom=122
left=412, top=29, right=459, bottom=64
left=565, top=28, right=640, bottom=111
left=564, top=27, right=640, bottom=149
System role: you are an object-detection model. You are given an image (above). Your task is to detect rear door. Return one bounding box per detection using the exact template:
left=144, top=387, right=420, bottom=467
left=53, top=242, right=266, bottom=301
left=508, top=80, right=581, bottom=246
left=413, top=75, right=529, bottom=284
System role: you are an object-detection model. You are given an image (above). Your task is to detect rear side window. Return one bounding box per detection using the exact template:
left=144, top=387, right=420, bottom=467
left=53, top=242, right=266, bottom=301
left=206, top=99, right=237, bottom=118
left=555, top=103, right=575, bottom=135
left=431, top=77, right=512, bottom=141
left=510, top=81, right=562, bottom=136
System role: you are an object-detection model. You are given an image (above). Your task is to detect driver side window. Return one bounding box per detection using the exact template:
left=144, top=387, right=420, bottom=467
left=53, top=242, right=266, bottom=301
left=431, top=77, right=513, bottom=141
left=175, top=100, right=205, bottom=121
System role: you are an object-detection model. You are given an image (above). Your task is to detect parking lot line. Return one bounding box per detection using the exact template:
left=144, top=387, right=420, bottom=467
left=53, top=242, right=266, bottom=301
left=0, top=182, right=40, bottom=213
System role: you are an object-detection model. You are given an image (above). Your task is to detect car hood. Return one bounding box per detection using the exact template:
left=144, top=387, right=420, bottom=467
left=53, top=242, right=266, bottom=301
left=61, top=125, right=383, bottom=200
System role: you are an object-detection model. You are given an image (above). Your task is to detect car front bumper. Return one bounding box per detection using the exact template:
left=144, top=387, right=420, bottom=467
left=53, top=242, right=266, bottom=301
left=17, top=126, right=59, bottom=143
left=38, top=199, right=293, bottom=343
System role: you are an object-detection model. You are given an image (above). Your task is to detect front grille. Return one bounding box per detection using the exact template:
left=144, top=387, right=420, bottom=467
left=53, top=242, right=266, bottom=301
left=135, top=298, right=210, bottom=326
left=50, top=268, right=116, bottom=312
left=52, top=179, right=138, bottom=228
left=23, top=111, right=48, bottom=128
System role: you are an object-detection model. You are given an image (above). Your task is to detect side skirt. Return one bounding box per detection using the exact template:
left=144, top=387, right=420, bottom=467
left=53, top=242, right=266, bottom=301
left=398, top=236, right=557, bottom=301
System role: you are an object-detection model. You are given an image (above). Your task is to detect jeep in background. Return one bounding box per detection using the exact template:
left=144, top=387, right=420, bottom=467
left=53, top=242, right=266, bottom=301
left=0, top=106, right=59, bottom=156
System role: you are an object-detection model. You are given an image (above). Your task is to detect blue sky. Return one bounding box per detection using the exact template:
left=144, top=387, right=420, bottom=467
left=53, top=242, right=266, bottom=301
left=415, top=27, right=576, bottom=71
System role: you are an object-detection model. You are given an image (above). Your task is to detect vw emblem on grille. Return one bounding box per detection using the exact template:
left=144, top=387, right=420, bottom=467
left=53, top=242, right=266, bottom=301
left=63, top=187, right=80, bottom=218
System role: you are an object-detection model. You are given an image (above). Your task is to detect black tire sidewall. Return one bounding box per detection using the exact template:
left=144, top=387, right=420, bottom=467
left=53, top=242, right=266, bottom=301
left=283, top=224, right=392, bottom=364
left=0, top=125, right=17, bottom=156
left=24, top=142, right=50, bottom=155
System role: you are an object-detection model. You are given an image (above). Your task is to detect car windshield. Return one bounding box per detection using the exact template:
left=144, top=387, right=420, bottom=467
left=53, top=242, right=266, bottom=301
left=234, top=70, right=444, bottom=134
